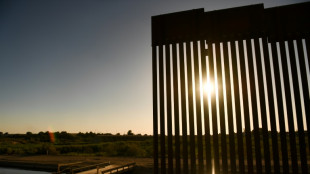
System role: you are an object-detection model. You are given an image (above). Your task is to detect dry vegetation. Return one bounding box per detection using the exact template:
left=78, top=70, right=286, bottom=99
left=0, top=131, right=153, bottom=173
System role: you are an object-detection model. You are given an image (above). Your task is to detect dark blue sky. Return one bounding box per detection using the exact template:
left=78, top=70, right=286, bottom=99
left=0, top=0, right=307, bottom=134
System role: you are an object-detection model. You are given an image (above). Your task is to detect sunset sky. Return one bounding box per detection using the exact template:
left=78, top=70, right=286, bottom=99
left=0, top=0, right=308, bottom=134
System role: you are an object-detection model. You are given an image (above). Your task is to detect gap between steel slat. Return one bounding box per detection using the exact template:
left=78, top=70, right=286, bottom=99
left=179, top=42, right=189, bottom=174
left=301, top=38, right=310, bottom=151
left=231, top=41, right=245, bottom=174
left=246, top=39, right=263, bottom=174
left=165, top=44, right=174, bottom=174
left=172, top=43, right=181, bottom=174
left=287, top=40, right=308, bottom=174
left=186, top=42, right=196, bottom=174
left=152, top=46, right=159, bottom=174
left=215, top=42, right=228, bottom=174
left=207, top=41, right=220, bottom=174
left=262, top=39, right=281, bottom=173
left=158, top=45, right=166, bottom=174
left=278, top=41, right=298, bottom=174
left=238, top=39, right=254, bottom=173
left=200, top=40, right=212, bottom=173
left=254, top=38, right=271, bottom=174
left=223, top=41, right=236, bottom=174
left=193, top=41, right=204, bottom=174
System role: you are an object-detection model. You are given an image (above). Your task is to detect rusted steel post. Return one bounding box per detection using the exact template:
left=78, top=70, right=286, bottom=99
left=215, top=42, right=228, bottom=174
left=246, top=39, right=262, bottom=174
left=193, top=40, right=204, bottom=173
left=152, top=46, right=159, bottom=174
left=179, top=42, right=189, bottom=174
left=165, top=44, right=174, bottom=174
left=297, top=38, right=310, bottom=151
left=264, top=40, right=281, bottom=173
left=223, top=41, right=236, bottom=174
left=238, top=40, right=253, bottom=173
left=186, top=42, right=196, bottom=174
left=172, top=43, right=181, bottom=174
left=207, top=42, right=220, bottom=173
left=200, top=40, right=212, bottom=173
left=287, top=40, right=308, bottom=174
left=231, top=40, right=245, bottom=174
left=158, top=45, right=166, bottom=174
left=254, top=38, right=271, bottom=174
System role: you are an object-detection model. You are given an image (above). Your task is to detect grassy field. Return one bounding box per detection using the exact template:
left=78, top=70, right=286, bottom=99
left=0, top=131, right=309, bottom=173
left=0, top=132, right=153, bottom=157
left=0, top=131, right=308, bottom=159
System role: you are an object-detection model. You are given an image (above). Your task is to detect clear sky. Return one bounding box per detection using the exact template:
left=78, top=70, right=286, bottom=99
left=0, top=0, right=308, bottom=134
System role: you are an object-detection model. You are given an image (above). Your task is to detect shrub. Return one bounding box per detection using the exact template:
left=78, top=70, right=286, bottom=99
left=125, top=143, right=145, bottom=157
left=47, top=145, right=59, bottom=155
left=6, top=147, right=13, bottom=155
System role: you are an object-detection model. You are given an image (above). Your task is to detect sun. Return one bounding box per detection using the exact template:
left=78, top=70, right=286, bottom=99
left=201, top=81, right=215, bottom=95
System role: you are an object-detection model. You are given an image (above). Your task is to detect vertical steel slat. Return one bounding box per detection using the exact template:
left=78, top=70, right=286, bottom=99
left=305, top=38, right=310, bottom=151
left=306, top=38, right=310, bottom=89
left=246, top=39, right=262, bottom=174
left=152, top=46, right=159, bottom=174
left=296, top=38, right=310, bottom=151
left=165, top=44, right=174, bottom=174
left=305, top=38, right=310, bottom=95
left=279, top=41, right=298, bottom=174
left=254, top=38, right=271, bottom=174
left=172, top=43, right=181, bottom=174
left=238, top=40, right=253, bottom=173
left=215, top=42, right=228, bottom=174
left=158, top=45, right=166, bottom=174
left=207, top=41, right=220, bottom=173
left=186, top=42, right=196, bottom=174
left=200, top=40, right=212, bottom=173
left=300, top=38, right=310, bottom=151
left=262, top=39, right=281, bottom=173
left=272, top=42, right=289, bottom=174
left=193, top=41, right=204, bottom=173
left=224, top=41, right=236, bottom=174
left=179, top=42, right=189, bottom=174
left=231, top=40, right=245, bottom=174
left=287, top=40, right=308, bottom=174
left=271, top=42, right=289, bottom=174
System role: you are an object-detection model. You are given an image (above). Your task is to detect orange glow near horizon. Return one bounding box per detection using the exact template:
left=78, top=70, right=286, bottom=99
left=48, top=131, right=55, bottom=143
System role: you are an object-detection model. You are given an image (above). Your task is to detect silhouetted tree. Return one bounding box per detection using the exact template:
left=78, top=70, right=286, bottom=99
left=127, top=130, right=134, bottom=136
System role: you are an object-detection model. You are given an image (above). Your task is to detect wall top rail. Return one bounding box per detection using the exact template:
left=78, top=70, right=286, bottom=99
left=151, top=2, right=310, bottom=45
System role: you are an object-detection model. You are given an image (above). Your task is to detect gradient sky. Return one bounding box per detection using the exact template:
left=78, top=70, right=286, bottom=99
left=0, top=0, right=308, bottom=134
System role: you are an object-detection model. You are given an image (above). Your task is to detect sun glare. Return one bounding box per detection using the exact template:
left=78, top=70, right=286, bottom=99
left=201, top=81, right=215, bottom=95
